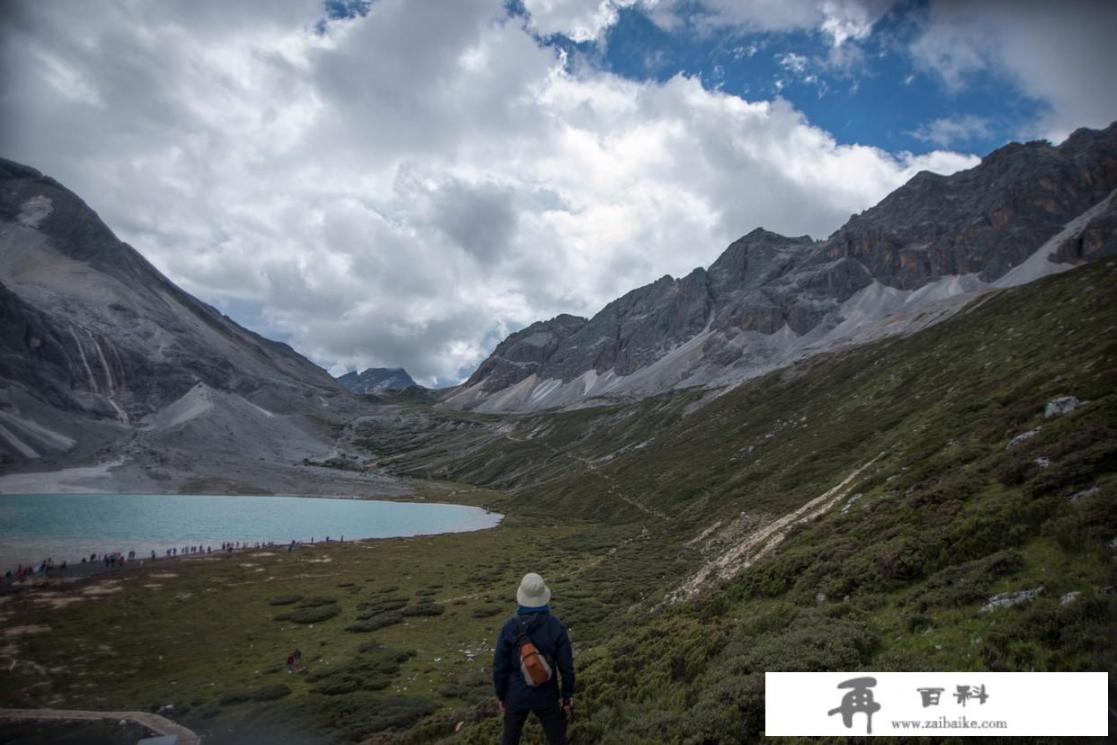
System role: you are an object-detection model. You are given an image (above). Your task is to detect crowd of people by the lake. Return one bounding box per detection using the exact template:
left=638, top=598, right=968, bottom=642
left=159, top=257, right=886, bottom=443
left=1, top=536, right=347, bottom=588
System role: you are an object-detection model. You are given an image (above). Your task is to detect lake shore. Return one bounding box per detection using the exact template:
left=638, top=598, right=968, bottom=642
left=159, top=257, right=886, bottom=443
left=0, top=497, right=631, bottom=744
left=0, top=491, right=504, bottom=582
left=2, top=536, right=347, bottom=594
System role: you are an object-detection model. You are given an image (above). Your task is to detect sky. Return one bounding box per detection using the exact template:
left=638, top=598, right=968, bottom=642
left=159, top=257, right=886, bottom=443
left=1, top=0, right=1115, bottom=387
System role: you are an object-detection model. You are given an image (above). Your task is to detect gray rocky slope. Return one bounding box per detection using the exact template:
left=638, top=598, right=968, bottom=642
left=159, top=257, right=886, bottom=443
left=446, top=123, right=1117, bottom=412
left=0, top=158, right=406, bottom=496
left=336, top=367, right=417, bottom=394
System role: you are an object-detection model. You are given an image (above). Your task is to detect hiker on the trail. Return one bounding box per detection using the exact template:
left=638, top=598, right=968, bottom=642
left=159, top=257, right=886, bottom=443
left=287, top=651, right=295, bottom=674
left=492, top=573, right=575, bottom=745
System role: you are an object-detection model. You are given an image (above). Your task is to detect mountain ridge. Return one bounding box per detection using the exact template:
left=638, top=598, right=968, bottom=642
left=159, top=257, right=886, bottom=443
left=445, top=123, right=1117, bottom=412
left=0, top=157, right=409, bottom=498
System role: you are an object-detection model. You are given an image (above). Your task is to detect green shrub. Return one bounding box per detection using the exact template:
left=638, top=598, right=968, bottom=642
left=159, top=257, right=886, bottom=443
left=252, top=683, right=291, bottom=701
left=346, top=612, right=403, bottom=632
left=268, top=595, right=303, bottom=606
left=401, top=602, right=445, bottom=617
left=471, top=603, right=502, bottom=618
left=905, top=549, right=1024, bottom=611
left=218, top=691, right=250, bottom=706
left=276, top=604, right=340, bottom=624
left=300, top=695, right=437, bottom=741
left=356, top=597, right=407, bottom=617
left=308, top=648, right=414, bottom=697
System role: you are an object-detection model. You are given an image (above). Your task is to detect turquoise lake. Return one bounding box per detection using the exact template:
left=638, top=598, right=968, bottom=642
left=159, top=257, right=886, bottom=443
left=0, top=493, right=501, bottom=569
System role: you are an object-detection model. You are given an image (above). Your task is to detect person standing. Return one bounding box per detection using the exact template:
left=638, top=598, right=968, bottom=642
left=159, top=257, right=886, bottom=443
left=492, top=573, right=574, bottom=745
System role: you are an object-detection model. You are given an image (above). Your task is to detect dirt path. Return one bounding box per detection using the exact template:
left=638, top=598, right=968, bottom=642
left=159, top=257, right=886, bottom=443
left=667, top=452, right=886, bottom=603
left=0, top=707, right=201, bottom=743
left=502, top=431, right=668, bottom=521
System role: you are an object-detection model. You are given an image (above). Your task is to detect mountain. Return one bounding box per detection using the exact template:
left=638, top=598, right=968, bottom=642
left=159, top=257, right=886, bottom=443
left=446, top=123, right=1117, bottom=412
left=336, top=367, right=417, bottom=394
left=0, top=158, right=405, bottom=496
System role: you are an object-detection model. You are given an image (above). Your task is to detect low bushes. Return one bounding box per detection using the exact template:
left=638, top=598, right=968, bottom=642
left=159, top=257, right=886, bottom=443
left=268, top=595, right=303, bottom=606
left=345, top=612, right=403, bottom=632
left=276, top=604, right=340, bottom=624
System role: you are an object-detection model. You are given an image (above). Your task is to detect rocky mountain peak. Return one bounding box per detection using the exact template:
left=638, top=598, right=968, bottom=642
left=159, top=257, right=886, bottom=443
left=447, top=121, right=1117, bottom=412
left=462, top=313, right=589, bottom=393
left=336, top=367, right=417, bottom=394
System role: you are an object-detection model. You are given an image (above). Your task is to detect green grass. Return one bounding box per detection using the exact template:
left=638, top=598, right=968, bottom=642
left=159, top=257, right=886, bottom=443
left=3, top=261, right=1115, bottom=743
left=0, top=514, right=661, bottom=743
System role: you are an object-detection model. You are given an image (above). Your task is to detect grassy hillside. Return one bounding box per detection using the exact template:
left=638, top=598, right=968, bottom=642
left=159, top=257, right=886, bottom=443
left=1, top=260, right=1113, bottom=743
left=398, top=260, right=1117, bottom=742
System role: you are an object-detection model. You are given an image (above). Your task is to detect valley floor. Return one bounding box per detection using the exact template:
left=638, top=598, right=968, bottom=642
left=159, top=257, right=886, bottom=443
left=1, top=262, right=1115, bottom=743
left=0, top=484, right=673, bottom=744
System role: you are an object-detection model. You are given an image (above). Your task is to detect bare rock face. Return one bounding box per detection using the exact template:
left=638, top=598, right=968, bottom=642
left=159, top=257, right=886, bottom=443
left=542, top=269, right=713, bottom=380
left=1053, top=191, right=1117, bottom=263
left=0, top=158, right=346, bottom=464
left=337, top=368, right=417, bottom=394
left=463, top=314, right=587, bottom=393
left=453, top=122, right=1117, bottom=411
left=826, top=126, right=1117, bottom=288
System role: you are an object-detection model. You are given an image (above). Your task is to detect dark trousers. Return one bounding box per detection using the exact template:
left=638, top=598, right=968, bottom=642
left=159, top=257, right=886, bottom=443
left=501, top=703, right=567, bottom=745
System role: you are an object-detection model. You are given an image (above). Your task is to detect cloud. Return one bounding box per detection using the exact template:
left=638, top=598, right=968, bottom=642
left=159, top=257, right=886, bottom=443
left=645, top=0, right=895, bottom=47
left=778, top=52, right=809, bottom=75
left=516, top=1, right=896, bottom=47
left=0, top=0, right=977, bottom=386
left=912, top=114, right=993, bottom=148
left=910, top=0, right=1117, bottom=142
left=521, top=0, right=638, bottom=42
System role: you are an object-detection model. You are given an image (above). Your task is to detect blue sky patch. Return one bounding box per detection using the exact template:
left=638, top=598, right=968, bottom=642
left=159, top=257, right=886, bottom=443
left=526, top=1, right=1047, bottom=158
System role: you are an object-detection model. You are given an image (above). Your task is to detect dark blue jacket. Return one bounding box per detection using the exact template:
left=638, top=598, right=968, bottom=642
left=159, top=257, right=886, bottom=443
left=492, top=609, right=574, bottom=711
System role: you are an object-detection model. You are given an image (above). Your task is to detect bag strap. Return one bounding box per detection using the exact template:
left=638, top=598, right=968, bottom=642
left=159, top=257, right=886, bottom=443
left=515, top=614, right=555, bottom=668
left=515, top=614, right=534, bottom=645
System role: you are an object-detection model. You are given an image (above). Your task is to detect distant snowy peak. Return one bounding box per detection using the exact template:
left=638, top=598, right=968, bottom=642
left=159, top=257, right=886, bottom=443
left=336, top=367, right=417, bottom=394
left=448, top=122, right=1117, bottom=413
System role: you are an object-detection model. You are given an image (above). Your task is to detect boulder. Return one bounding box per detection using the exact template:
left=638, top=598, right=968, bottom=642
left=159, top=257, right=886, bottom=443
left=1006, top=428, right=1040, bottom=450
left=980, top=585, right=1044, bottom=613
left=1068, top=486, right=1100, bottom=503
left=1044, top=395, right=1081, bottom=419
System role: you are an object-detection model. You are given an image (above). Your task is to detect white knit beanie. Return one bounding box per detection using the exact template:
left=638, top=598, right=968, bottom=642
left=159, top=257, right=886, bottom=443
left=516, top=572, right=551, bottom=607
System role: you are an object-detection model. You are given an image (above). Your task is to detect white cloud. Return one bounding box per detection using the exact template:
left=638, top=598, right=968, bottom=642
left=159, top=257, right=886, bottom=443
left=0, top=0, right=976, bottom=385
left=912, top=114, right=993, bottom=148
left=645, top=0, right=895, bottom=46
left=521, top=0, right=637, bottom=42
left=778, top=52, right=809, bottom=75
left=911, top=0, right=1117, bottom=142
left=519, top=0, right=895, bottom=47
